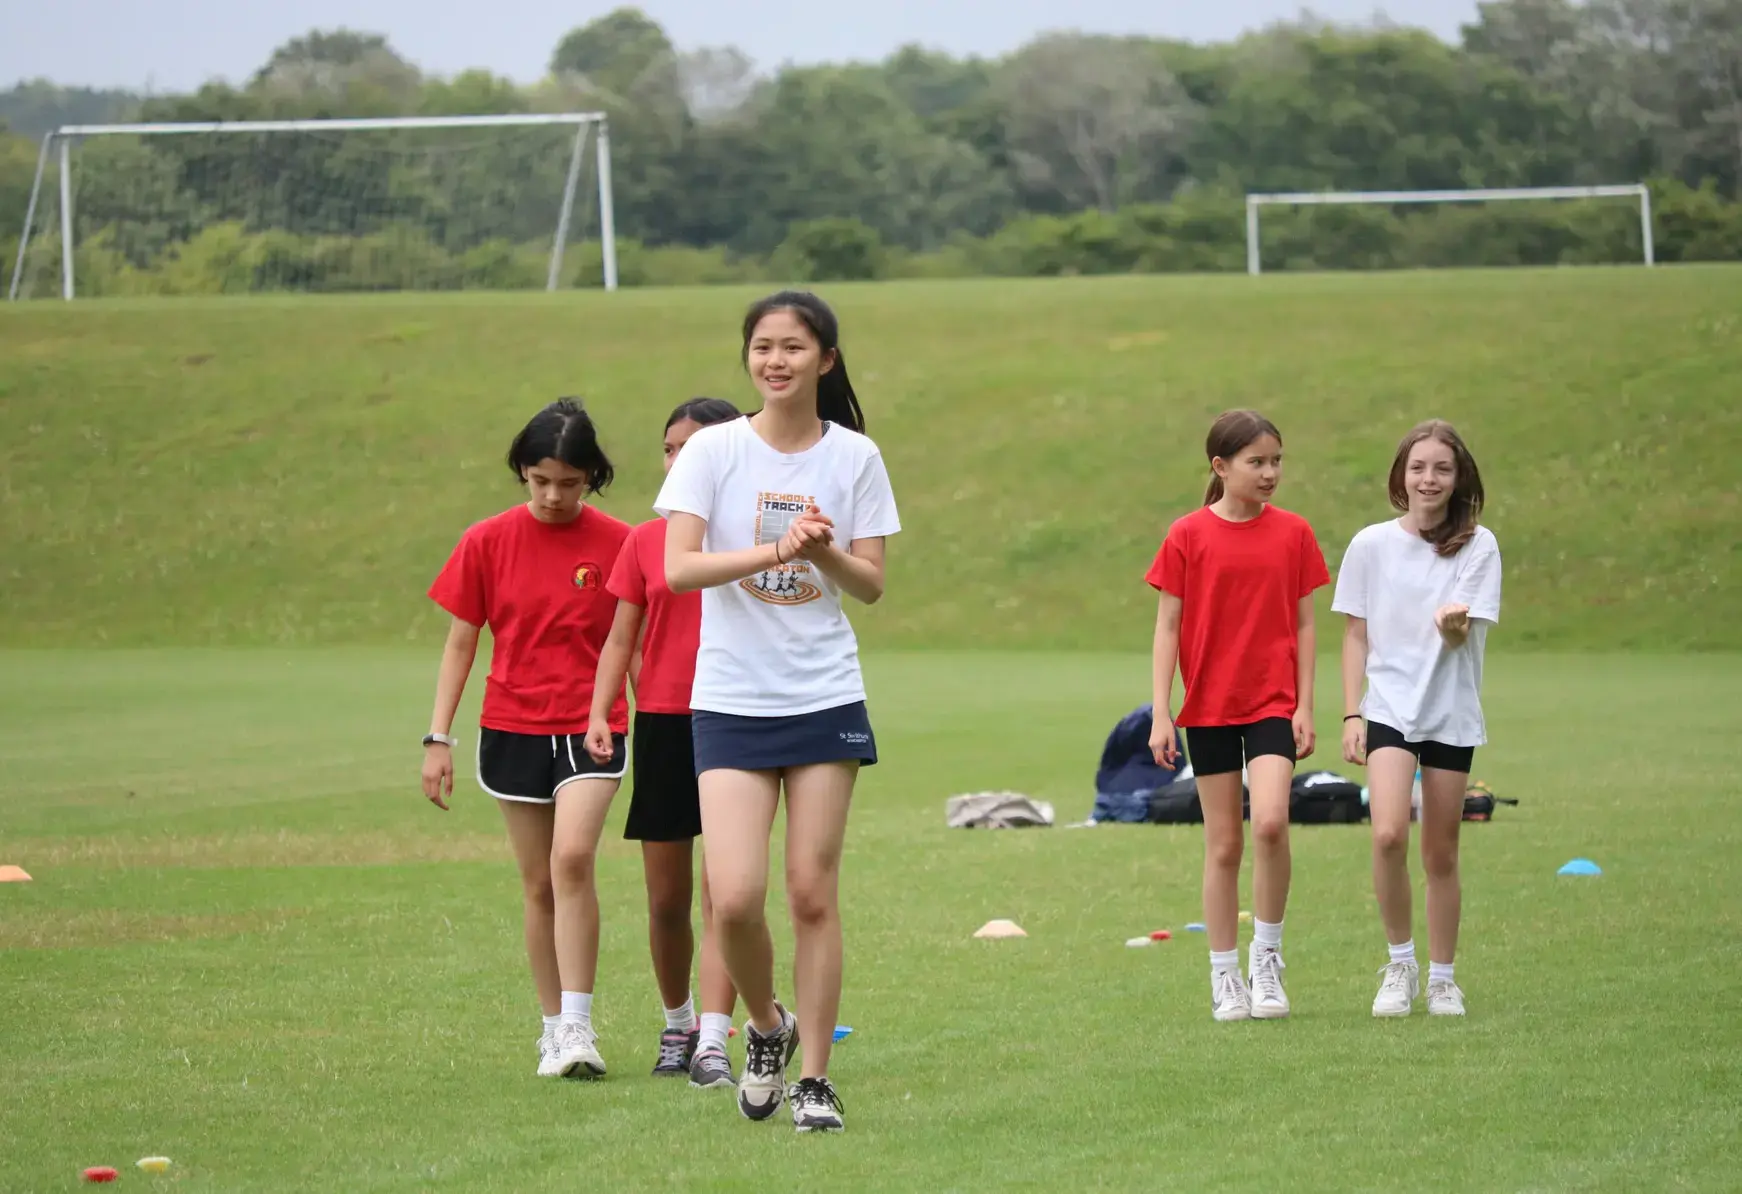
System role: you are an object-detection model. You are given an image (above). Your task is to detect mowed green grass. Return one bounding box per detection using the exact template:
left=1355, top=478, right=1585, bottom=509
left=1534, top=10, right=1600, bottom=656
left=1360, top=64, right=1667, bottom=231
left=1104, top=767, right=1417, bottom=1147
left=2, top=267, right=1740, bottom=653
left=2, top=649, right=1738, bottom=1192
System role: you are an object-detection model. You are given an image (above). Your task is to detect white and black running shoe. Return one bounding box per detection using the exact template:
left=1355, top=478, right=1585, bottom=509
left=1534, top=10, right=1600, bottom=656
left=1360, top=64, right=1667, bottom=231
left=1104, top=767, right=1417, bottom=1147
left=737, top=1004, right=798, bottom=1121
left=789, top=1076, right=844, bottom=1133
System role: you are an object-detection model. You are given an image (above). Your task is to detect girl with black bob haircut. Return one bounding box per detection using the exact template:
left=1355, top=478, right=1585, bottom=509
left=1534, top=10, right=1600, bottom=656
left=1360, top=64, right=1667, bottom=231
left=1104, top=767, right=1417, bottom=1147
left=654, top=290, right=901, bottom=1132
left=423, top=397, right=634, bottom=1083
left=506, top=397, right=617, bottom=490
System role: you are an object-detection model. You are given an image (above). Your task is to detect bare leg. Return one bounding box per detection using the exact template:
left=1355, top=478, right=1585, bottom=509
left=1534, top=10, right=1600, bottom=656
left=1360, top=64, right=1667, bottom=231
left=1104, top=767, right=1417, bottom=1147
left=782, top=761, right=856, bottom=1080
left=698, top=768, right=781, bottom=1033
left=697, top=861, right=737, bottom=1019
left=1368, top=748, right=1419, bottom=945
left=641, top=839, right=695, bottom=1011
left=1246, top=755, right=1294, bottom=926
left=498, top=800, right=559, bottom=1014
left=1419, top=766, right=1468, bottom=966
left=1197, top=772, right=1245, bottom=953
left=549, top=777, right=618, bottom=995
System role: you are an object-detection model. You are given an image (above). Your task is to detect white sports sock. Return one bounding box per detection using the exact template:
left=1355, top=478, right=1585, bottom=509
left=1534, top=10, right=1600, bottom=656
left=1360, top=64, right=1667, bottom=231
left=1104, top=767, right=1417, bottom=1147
left=1429, top=961, right=1455, bottom=986
left=664, top=996, right=697, bottom=1033
left=560, top=991, right=593, bottom=1026
left=541, top=1013, right=562, bottom=1034
left=698, top=1012, right=733, bottom=1054
left=1210, top=948, right=1240, bottom=976
left=1389, top=940, right=1417, bottom=966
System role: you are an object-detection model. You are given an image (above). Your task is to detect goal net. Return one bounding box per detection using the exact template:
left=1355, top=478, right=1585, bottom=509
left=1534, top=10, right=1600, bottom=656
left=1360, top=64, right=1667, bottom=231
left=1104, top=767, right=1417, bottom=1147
left=8, top=114, right=618, bottom=300
left=1244, top=185, right=1655, bottom=275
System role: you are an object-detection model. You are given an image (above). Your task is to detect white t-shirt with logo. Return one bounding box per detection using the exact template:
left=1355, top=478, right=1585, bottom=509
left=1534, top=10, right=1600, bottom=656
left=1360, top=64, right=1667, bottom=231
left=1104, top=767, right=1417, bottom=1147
left=1331, top=520, right=1503, bottom=747
left=653, top=418, right=901, bottom=717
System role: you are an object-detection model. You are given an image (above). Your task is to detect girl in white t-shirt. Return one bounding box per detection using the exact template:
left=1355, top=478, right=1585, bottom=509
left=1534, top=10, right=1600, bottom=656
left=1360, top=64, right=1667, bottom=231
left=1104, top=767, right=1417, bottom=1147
left=1333, top=420, right=1501, bottom=1020
left=654, top=290, right=900, bottom=1133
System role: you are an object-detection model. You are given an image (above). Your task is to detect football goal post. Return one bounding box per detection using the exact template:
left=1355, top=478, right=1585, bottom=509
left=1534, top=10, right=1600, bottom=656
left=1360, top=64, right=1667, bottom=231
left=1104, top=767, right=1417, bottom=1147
left=8, top=112, right=619, bottom=300
left=1244, top=184, right=1655, bottom=275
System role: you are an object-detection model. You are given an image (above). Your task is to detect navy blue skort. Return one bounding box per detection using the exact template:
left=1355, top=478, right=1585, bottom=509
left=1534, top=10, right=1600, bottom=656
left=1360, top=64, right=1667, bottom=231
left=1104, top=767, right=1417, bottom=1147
left=691, top=701, right=878, bottom=775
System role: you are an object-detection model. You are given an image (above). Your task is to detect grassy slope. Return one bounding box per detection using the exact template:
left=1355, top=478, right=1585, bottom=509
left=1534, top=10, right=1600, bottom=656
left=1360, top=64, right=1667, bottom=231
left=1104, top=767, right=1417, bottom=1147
left=2, top=267, right=1739, bottom=651
left=2, top=649, right=1738, bottom=1192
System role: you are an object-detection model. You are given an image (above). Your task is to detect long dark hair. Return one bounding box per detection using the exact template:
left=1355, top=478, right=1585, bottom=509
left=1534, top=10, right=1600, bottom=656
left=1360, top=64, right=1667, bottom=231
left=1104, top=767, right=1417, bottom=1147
left=1203, top=409, right=1282, bottom=504
left=506, top=398, right=614, bottom=492
left=740, top=290, right=866, bottom=433
left=664, top=396, right=741, bottom=432
left=1389, top=419, right=1485, bottom=557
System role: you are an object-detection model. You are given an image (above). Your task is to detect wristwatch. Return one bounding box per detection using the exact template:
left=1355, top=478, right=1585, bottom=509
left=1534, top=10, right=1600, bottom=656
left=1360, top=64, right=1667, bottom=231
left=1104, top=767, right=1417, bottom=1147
left=423, top=732, right=458, bottom=748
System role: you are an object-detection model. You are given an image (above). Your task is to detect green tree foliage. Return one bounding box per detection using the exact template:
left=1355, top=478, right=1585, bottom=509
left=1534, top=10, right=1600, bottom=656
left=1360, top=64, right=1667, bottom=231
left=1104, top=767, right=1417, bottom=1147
left=6, top=5, right=1740, bottom=296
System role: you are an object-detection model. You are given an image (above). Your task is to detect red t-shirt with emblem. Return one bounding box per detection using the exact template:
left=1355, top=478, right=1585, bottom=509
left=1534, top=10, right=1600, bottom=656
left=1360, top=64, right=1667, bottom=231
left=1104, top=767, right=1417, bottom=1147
left=429, top=503, right=631, bottom=735
left=1145, top=504, right=1330, bottom=727
left=606, top=518, right=700, bottom=715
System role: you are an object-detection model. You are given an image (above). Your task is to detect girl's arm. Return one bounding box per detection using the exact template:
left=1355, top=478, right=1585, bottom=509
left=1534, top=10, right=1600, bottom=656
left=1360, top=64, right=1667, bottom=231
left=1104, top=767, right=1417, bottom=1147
left=1149, top=592, right=1183, bottom=765
left=1340, top=615, right=1369, bottom=764
left=1292, top=595, right=1318, bottom=759
left=805, top=537, right=886, bottom=605
left=422, top=616, right=481, bottom=810
left=665, top=512, right=783, bottom=594
left=585, top=599, right=644, bottom=761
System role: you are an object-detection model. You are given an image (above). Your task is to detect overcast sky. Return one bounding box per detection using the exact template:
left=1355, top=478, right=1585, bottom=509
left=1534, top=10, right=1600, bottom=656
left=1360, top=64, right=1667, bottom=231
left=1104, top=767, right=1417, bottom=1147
left=9, top=1, right=1482, bottom=92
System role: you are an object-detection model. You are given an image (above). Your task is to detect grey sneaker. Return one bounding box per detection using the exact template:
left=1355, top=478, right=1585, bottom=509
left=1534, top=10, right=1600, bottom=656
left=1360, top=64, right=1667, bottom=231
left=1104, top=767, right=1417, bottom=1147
left=689, top=1045, right=735, bottom=1089
left=652, top=1028, right=698, bottom=1077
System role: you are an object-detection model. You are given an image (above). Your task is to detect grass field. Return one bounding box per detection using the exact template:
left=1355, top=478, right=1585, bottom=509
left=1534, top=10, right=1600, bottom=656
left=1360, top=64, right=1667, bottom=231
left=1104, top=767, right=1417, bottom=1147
left=3, top=649, right=1740, bottom=1192
left=2, top=268, right=1740, bottom=651
left=4, top=270, right=1741, bottom=1190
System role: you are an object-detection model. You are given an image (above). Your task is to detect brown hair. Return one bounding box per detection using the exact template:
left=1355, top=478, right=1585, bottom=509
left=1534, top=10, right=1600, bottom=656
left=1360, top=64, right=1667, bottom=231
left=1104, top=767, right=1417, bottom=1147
left=1389, top=419, right=1485, bottom=556
left=1203, top=409, right=1282, bottom=504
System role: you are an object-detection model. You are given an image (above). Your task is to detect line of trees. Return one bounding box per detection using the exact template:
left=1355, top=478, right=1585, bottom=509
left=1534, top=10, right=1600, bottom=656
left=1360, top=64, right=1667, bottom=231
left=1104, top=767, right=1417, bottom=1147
left=3, top=0, right=1740, bottom=292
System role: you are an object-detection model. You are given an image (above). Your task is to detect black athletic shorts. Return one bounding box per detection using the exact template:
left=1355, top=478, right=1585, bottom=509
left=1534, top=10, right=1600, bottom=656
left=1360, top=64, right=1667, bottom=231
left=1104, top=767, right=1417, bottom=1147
left=625, top=711, right=701, bottom=842
left=1366, top=720, right=1475, bottom=775
left=1185, top=717, right=1296, bottom=777
left=476, top=727, right=626, bottom=804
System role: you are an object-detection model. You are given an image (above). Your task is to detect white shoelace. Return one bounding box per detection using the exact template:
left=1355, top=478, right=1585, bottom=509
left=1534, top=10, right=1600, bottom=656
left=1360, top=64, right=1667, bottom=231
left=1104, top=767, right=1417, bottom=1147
left=1252, top=950, right=1286, bottom=1001
left=556, top=1020, right=594, bottom=1051
left=1378, top=960, right=1416, bottom=996
left=1213, top=968, right=1247, bottom=1009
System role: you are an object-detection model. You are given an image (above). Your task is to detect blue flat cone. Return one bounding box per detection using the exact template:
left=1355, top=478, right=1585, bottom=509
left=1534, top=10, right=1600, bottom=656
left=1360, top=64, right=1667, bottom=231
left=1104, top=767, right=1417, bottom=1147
left=832, top=1026, right=853, bottom=1042
left=1184, top=922, right=1207, bottom=932
left=1558, top=858, right=1602, bottom=876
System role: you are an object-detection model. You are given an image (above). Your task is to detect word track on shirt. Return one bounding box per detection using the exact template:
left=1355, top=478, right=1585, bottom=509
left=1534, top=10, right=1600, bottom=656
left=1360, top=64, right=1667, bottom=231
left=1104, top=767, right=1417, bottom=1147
left=743, top=490, right=823, bottom=607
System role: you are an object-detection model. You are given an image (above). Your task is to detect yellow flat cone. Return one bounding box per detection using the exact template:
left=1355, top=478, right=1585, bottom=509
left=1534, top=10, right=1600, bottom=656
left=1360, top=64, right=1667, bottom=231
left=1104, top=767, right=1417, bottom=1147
left=973, top=918, right=1027, bottom=939
left=0, top=865, right=31, bottom=882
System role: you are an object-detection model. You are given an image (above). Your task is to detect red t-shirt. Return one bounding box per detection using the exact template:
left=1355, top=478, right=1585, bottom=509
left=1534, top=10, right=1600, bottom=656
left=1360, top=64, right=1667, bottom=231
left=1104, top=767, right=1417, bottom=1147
left=1145, top=504, right=1330, bottom=727
left=606, top=518, right=701, bottom=716
left=429, top=504, right=631, bottom=736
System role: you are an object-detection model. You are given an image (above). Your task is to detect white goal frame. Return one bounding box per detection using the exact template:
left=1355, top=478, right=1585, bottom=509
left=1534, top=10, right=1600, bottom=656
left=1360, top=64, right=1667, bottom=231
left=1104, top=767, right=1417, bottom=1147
left=1244, top=184, right=1655, bottom=275
left=8, top=112, right=619, bottom=301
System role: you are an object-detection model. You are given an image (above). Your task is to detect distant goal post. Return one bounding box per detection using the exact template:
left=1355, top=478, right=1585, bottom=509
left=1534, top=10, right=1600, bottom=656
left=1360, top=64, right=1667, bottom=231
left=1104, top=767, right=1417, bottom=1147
left=1244, top=184, right=1655, bottom=275
left=8, top=112, right=620, bottom=301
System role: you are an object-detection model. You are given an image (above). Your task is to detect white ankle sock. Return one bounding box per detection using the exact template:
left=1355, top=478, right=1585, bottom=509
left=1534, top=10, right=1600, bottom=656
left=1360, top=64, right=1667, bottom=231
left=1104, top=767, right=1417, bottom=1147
left=1429, top=962, right=1455, bottom=986
left=1253, top=919, right=1283, bottom=951
left=1389, top=940, right=1417, bottom=966
left=698, top=1012, right=733, bottom=1054
left=664, top=997, right=697, bottom=1033
left=560, top=991, right=592, bottom=1026
left=541, top=1013, right=561, bottom=1034
left=1210, top=948, right=1240, bottom=976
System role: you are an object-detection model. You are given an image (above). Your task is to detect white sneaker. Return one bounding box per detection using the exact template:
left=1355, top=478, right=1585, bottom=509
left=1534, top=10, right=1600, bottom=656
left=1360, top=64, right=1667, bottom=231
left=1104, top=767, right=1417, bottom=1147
left=1427, top=979, right=1466, bottom=1016
left=738, top=1004, right=798, bottom=1121
left=555, top=1018, right=606, bottom=1078
left=1249, top=948, right=1291, bottom=1019
left=536, top=1030, right=564, bottom=1077
left=1211, top=968, right=1252, bottom=1021
left=1372, top=961, right=1419, bottom=1018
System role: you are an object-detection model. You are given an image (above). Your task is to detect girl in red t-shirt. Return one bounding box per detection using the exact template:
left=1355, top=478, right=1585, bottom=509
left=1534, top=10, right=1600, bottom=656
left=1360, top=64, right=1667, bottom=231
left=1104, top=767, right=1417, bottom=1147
left=584, top=397, right=743, bottom=1090
left=1145, top=409, right=1329, bottom=1023
left=421, top=399, right=632, bottom=1081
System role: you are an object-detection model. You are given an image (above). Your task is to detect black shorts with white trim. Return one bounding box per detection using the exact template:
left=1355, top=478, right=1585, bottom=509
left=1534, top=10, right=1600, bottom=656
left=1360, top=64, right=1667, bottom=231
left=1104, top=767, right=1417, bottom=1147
left=476, top=727, right=626, bottom=804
